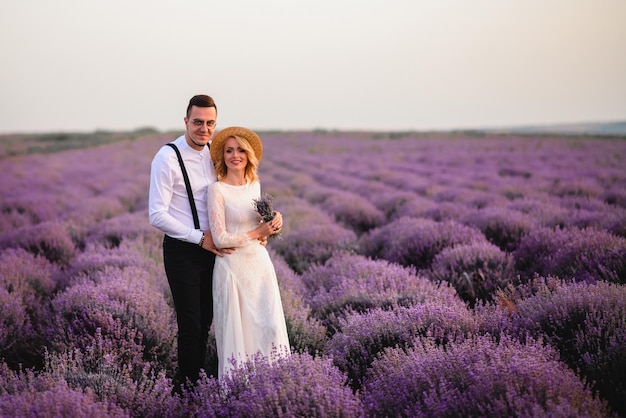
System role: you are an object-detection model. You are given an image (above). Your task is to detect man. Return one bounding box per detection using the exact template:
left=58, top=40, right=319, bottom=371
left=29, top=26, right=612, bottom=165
left=149, top=94, right=226, bottom=385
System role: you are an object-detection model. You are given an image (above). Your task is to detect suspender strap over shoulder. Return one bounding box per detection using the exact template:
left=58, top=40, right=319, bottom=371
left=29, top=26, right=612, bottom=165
left=165, top=143, right=200, bottom=230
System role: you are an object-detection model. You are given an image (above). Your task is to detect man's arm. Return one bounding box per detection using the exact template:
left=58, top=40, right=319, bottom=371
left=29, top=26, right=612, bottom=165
left=148, top=148, right=203, bottom=244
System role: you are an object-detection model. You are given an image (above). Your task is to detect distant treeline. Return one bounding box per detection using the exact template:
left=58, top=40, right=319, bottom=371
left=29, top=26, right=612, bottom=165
left=3, top=122, right=625, bottom=160
left=0, top=127, right=164, bottom=158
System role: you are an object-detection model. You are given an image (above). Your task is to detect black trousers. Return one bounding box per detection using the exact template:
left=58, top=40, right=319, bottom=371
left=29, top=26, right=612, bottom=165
left=163, top=235, right=216, bottom=384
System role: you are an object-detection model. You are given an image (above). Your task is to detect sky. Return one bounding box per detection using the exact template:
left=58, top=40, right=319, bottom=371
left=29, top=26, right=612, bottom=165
left=1, top=0, right=625, bottom=134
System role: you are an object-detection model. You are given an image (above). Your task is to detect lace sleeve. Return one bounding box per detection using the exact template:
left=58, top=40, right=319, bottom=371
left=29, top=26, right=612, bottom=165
left=207, top=184, right=252, bottom=248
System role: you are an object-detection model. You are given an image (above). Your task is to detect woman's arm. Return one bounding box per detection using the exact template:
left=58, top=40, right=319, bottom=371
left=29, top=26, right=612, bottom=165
left=207, top=185, right=250, bottom=248
left=207, top=185, right=280, bottom=248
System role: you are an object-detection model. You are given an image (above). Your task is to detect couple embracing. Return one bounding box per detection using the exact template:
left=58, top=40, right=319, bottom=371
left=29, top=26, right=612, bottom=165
left=149, top=95, right=289, bottom=387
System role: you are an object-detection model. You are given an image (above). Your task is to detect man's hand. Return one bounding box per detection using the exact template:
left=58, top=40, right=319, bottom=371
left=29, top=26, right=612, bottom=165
left=201, top=232, right=234, bottom=256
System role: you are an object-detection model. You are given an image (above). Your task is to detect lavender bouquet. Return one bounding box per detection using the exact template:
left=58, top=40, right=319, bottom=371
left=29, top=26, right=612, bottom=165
left=253, top=192, right=281, bottom=238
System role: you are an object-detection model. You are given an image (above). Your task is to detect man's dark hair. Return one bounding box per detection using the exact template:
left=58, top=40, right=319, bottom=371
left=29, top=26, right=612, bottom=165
left=187, top=95, right=217, bottom=118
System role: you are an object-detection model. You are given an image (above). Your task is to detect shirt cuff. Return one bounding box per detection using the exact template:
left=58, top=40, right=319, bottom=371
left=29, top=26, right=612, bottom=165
left=190, top=230, right=204, bottom=245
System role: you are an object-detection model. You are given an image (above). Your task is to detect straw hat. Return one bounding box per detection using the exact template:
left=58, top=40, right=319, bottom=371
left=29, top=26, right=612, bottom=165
left=210, top=127, right=263, bottom=162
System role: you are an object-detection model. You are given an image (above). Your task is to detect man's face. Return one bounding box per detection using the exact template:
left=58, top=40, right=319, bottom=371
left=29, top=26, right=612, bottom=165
left=184, top=105, right=217, bottom=150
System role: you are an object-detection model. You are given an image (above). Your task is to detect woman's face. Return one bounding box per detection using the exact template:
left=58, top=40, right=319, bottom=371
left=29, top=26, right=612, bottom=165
left=223, top=136, right=248, bottom=172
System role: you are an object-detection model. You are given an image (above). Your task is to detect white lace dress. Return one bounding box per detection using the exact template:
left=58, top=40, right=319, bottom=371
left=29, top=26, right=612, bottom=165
left=207, top=180, right=290, bottom=379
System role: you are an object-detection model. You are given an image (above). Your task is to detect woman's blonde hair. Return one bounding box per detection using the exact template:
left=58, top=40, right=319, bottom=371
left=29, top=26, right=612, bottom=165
left=214, top=135, right=259, bottom=182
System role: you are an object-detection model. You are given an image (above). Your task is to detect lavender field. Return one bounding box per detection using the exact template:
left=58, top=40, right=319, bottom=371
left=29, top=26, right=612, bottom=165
left=1, top=130, right=625, bottom=417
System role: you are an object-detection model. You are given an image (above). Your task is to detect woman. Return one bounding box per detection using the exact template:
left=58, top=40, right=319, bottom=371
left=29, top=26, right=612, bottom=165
left=207, top=126, right=290, bottom=379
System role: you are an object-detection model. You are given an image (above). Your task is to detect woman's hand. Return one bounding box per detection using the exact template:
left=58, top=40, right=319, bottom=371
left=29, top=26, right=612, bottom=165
left=249, top=213, right=282, bottom=241
left=272, top=211, right=283, bottom=233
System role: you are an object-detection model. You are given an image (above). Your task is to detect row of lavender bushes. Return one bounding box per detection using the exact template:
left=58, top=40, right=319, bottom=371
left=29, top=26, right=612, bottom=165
left=1, top=131, right=625, bottom=416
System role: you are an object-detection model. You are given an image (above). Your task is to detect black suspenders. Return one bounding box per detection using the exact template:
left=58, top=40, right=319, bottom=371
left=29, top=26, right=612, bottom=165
left=165, top=143, right=201, bottom=230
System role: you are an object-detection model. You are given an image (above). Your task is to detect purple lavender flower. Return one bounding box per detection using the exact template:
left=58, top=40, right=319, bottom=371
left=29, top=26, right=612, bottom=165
left=326, top=303, right=476, bottom=389
left=0, top=382, right=129, bottom=417
left=47, top=268, right=178, bottom=374
left=192, top=352, right=365, bottom=417
left=460, top=206, right=538, bottom=251
left=428, top=241, right=516, bottom=305
left=0, top=287, right=35, bottom=369
left=0, top=248, right=56, bottom=368
left=602, top=186, right=626, bottom=209
left=271, top=224, right=358, bottom=274
left=358, top=217, right=487, bottom=270
left=320, top=189, right=386, bottom=233
left=301, top=253, right=460, bottom=332
left=492, top=279, right=626, bottom=416
left=362, top=335, right=612, bottom=417
left=2, top=128, right=626, bottom=415
left=253, top=192, right=282, bottom=239
left=269, top=249, right=327, bottom=354
left=43, top=333, right=185, bottom=417
left=0, top=221, right=76, bottom=264
left=514, top=226, right=626, bottom=283
left=253, top=192, right=276, bottom=223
